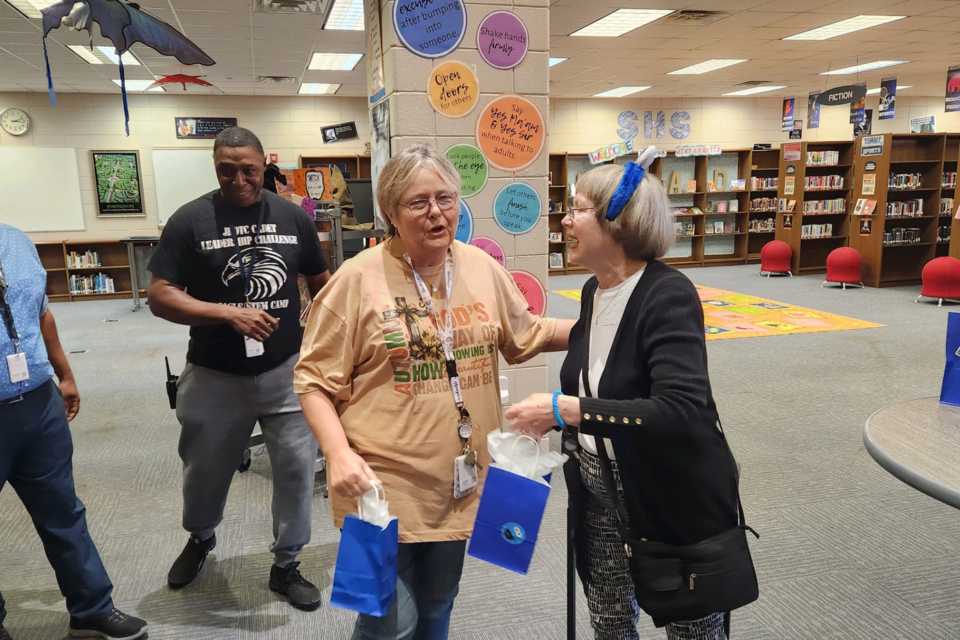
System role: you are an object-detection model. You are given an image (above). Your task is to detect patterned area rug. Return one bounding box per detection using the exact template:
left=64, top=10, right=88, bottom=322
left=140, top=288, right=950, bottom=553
left=552, top=285, right=884, bottom=340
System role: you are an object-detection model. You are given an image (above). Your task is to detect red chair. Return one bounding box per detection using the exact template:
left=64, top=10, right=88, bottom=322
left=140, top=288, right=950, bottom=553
left=917, top=257, right=960, bottom=306
left=823, top=247, right=863, bottom=290
left=759, top=240, right=792, bottom=277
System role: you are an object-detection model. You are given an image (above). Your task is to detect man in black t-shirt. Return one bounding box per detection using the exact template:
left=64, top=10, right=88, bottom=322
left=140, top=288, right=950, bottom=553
left=148, top=127, right=329, bottom=611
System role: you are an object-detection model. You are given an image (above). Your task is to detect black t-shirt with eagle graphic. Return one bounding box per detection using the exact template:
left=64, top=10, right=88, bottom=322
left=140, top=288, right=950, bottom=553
left=149, top=189, right=327, bottom=376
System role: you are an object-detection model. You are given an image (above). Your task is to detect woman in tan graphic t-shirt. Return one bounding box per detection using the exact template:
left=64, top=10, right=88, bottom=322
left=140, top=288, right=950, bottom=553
left=295, top=143, right=572, bottom=639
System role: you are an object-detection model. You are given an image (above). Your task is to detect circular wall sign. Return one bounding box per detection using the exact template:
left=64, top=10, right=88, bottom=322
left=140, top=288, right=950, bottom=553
left=470, top=236, right=505, bottom=266
left=475, top=93, right=546, bottom=172
left=509, top=269, right=546, bottom=316
left=456, top=199, right=474, bottom=243
left=477, top=10, right=528, bottom=70
left=445, top=143, right=488, bottom=197
left=392, top=0, right=467, bottom=59
left=427, top=60, right=480, bottom=118
left=494, top=182, right=541, bottom=235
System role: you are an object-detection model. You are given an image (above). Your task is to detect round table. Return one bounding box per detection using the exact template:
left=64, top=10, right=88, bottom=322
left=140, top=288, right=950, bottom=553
left=864, top=397, right=960, bottom=509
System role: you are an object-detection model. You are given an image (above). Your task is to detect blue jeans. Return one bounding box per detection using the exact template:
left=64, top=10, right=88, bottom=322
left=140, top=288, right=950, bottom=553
left=0, top=379, right=114, bottom=626
left=352, top=540, right=467, bottom=640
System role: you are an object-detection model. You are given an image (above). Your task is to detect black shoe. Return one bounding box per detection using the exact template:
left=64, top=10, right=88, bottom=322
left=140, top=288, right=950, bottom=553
left=68, top=609, right=147, bottom=640
left=269, top=561, right=321, bottom=611
left=0, top=624, right=13, bottom=640
left=167, top=533, right=216, bottom=589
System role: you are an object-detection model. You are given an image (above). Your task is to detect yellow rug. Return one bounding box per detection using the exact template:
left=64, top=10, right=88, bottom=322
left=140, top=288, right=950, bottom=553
left=552, top=286, right=883, bottom=340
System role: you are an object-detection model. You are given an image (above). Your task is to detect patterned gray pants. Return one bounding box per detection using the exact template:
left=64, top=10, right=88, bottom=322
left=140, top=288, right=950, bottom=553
left=579, top=449, right=727, bottom=640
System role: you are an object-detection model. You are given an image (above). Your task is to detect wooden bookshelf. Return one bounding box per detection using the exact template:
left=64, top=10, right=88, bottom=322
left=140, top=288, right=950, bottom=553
left=299, top=154, right=371, bottom=179
left=776, top=141, right=854, bottom=275
left=547, top=153, right=573, bottom=274
left=850, top=133, right=946, bottom=287
left=746, top=149, right=780, bottom=263
left=944, top=134, right=960, bottom=259
left=35, top=240, right=134, bottom=302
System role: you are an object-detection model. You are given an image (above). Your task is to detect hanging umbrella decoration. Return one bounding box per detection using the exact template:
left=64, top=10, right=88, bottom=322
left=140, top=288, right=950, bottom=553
left=41, top=0, right=216, bottom=135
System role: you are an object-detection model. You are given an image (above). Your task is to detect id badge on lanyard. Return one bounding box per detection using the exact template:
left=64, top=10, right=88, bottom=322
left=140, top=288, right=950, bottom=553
left=405, top=250, right=482, bottom=499
left=0, top=256, right=29, bottom=385
left=228, top=200, right=268, bottom=358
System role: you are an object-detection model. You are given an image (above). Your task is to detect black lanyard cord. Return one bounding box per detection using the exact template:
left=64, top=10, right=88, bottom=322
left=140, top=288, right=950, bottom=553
left=0, top=256, right=20, bottom=347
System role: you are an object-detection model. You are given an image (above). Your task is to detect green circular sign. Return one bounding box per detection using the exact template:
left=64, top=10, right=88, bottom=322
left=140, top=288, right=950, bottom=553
left=445, top=143, right=488, bottom=198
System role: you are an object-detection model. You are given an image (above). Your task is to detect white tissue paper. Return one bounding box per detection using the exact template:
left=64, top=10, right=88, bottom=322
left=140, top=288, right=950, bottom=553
left=358, top=484, right=396, bottom=530
left=487, top=431, right=567, bottom=486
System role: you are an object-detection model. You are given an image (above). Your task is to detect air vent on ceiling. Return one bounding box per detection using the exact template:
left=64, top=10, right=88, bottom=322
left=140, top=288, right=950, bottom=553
left=662, top=10, right=730, bottom=26
left=733, top=81, right=770, bottom=87
left=259, top=76, right=299, bottom=84
left=254, top=0, right=331, bottom=13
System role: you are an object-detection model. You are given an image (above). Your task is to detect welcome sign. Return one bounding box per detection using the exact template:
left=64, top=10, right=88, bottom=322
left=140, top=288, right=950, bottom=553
left=589, top=139, right=635, bottom=165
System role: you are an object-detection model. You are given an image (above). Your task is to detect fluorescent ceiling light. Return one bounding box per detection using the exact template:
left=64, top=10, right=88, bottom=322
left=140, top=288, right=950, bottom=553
left=5, top=0, right=58, bottom=19
left=112, top=79, right=164, bottom=92
left=723, top=85, right=787, bottom=96
left=549, top=57, right=568, bottom=67
left=68, top=46, right=141, bottom=66
left=866, top=85, right=912, bottom=95
left=594, top=86, right=650, bottom=98
left=571, top=9, right=673, bottom=37
left=308, top=53, right=363, bottom=71
left=821, top=61, right=907, bottom=75
left=784, top=15, right=905, bottom=41
left=298, top=83, right=341, bottom=95
left=668, top=59, right=747, bottom=75
left=324, top=0, right=363, bottom=30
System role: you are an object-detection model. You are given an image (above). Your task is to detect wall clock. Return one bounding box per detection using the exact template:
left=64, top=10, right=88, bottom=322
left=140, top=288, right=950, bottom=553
left=0, top=108, right=31, bottom=136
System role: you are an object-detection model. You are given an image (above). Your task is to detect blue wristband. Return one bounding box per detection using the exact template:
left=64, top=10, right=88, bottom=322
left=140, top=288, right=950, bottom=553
left=552, top=390, right=566, bottom=429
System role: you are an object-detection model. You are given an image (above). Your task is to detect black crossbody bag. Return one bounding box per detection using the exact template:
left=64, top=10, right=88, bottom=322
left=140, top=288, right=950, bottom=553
left=581, top=343, right=759, bottom=622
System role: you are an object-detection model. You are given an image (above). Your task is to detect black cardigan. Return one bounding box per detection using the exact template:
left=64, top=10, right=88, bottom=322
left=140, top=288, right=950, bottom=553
left=560, top=259, right=739, bottom=552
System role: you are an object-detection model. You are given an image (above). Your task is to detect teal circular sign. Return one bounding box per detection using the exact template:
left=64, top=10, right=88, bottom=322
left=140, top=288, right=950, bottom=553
left=493, top=182, right=541, bottom=235
left=456, top=200, right=474, bottom=243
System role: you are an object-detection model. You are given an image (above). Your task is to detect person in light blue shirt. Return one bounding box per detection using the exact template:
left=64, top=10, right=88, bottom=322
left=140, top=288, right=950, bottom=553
left=0, top=224, right=148, bottom=640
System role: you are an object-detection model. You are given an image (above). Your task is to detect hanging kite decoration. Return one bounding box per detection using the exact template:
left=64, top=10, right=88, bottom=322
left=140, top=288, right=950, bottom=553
left=145, top=74, right=219, bottom=92
left=41, top=0, right=216, bottom=135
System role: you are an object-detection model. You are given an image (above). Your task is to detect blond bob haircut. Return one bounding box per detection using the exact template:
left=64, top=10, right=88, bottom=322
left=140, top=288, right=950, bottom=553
left=376, top=143, right=462, bottom=237
left=575, top=164, right=675, bottom=261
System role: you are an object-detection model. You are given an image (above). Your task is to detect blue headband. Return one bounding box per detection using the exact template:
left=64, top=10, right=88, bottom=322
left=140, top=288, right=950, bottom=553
left=605, top=162, right=646, bottom=221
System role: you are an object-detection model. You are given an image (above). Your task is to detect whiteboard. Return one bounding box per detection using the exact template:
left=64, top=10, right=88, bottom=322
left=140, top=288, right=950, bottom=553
left=0, top=148, right=84, bottom=232
left=152, top=148, right=220, bottom=226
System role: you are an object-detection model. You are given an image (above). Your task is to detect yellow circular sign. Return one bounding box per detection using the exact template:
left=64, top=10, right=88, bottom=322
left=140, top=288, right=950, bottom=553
left=427, top=60, right=480, bottom=119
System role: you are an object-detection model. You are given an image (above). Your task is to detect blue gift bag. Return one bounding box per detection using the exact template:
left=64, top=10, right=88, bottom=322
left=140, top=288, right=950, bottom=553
left=330, top=515, right=399, bottom=617
left=468, top=465, right=550, bottom=574
left=941, top=312, right=960, bottom=406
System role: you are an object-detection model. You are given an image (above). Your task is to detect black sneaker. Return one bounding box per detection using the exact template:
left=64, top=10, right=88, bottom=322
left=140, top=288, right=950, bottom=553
left=269, top=561, right=321, bottom=611
left=68, top=608, right=147, bottom=640
left=0, top=624, right=13, bottom=640
left=167, top=533, right=217, bottom=589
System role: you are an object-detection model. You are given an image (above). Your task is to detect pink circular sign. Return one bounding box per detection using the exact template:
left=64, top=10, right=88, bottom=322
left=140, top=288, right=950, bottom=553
left=470, top=236, right=506, bottom=267
left=477, top=10, right=528, bottom=70
left=509, top=269, right=546, bottom=316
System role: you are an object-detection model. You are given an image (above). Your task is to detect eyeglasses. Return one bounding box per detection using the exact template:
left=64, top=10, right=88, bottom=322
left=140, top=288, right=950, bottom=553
left=564, top=206, right=596, bottom=221
left=399, top=193, right=459, bottom=215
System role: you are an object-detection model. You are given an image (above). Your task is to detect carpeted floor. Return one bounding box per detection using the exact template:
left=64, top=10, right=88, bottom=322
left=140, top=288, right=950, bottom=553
left=2, top=264, right=959, bottom=639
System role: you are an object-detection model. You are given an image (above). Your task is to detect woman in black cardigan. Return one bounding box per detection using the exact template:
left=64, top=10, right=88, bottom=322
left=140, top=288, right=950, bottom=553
left=507, top=147, right=750, bottom=640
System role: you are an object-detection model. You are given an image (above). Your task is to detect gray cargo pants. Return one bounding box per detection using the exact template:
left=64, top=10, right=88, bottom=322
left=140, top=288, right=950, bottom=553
left=176, top=354, right=314, bottom=567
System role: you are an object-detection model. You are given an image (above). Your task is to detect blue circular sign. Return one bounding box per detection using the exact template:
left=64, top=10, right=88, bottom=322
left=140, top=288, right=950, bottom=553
left=456, top=199, right=473, bottom=243
left=501, top=522, right=525, bottom=544
left=494, top=182, right=541, bottom=235
left=392, top=0, right=468, bottom=59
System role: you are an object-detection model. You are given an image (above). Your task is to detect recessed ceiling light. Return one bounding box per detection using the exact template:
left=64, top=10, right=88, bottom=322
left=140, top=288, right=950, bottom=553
left=866, top=85, right=911, bottom=95
left=784, top=15, right=905, bottom=41
left=68, top=46, right=142, bottom=66
left=112, top=79, right=164, bottom=92
left=298, top=83, right=341, bottom=95
left=723, top=85, right=787, bottom=96
left=593, top=86, right=651, bottom=98
left=308, top=53, right=363, bottom=71
left=549, top=57, right=568, bottom=67
left=668, top=59, right=747, bottom=75
left=323, top=0, right=363, bottom=30
left=5, top=0, right=58, bottom=19
left=571, top=9, right=673, bottom=38
left=821, top=61, right=907, bottom=75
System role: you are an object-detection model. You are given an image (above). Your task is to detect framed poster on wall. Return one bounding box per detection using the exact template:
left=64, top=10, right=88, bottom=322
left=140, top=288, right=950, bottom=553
left=91, top=151, right=144, bottom=216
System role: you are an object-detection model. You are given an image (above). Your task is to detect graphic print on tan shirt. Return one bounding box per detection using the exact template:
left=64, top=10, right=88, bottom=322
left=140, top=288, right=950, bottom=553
left=295, top=236, right=556, bottom=542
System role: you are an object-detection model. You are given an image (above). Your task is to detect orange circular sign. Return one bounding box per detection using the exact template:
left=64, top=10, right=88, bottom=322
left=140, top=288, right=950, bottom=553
left=475, top=93, right=545, bottom=172
left=427, top=60, right=480, bottom=119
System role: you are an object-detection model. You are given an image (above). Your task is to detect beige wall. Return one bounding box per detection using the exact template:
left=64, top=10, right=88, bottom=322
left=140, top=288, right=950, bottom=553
left=549, top=95, right=960, bottom=154
left=0, top=91, right=370, bottom=243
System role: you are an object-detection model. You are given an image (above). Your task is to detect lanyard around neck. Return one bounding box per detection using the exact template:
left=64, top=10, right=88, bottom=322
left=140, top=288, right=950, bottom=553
left=0, top=256, right=20, bottom=351
left=226, top=198, right=267, bottom=303
left=403, top=250, right=470, bottom=425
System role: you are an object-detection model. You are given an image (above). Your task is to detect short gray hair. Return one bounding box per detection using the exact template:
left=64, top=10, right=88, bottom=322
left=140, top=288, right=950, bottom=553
left=576, top=164, right=674, bottom=261
left=376, top=143, right=461, bottom=236
left=214, top=127, right=264, bottom=156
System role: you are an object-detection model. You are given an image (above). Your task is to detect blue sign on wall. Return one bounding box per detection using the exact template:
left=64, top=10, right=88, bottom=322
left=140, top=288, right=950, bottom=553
left=456, top=199, right=474, bottom=243
left=494, top=182, right=541, bottom=235
left=392, top=0, right=467, bottom=59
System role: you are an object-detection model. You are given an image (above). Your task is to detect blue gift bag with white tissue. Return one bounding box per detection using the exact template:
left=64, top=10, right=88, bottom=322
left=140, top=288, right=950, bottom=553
left=941, top=313, right=960, bottom=406
left=330, top=485, right=398, bottom=617
left=468, top=433, right=566, bottom=574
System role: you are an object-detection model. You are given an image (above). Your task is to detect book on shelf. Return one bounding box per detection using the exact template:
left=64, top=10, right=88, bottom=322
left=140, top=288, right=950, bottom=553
left=800, top=223, right=833, bottom=239
left=690, top=206, right=703, bottom=215
left=685, top=222, right=695, bottom=235
left=750, top=176, right=778, bottom=190
left=854, top=199, right=866, bottom=215
left=777, top=199, right=797, bottom=213
left=548, top=231, right=563, bottom=242
left=705, top=201, right=714, bottom=213
left=674, top=221, right=683, bottom=235
left=749, top=218, right=775, bottom=233
left=944, top=172, right=957, bottom=189
left=888, top=172, right=923, bottom=190
left=883, top=227, right=922, bottom=246
left=806, top=150, right=839, bottom=166
left=729, top=200, right=738, bottom=213
left=885, top=199, right=924, bottom=218
left=714, top=221, right=725, bottom=234
left=716, top=200, right=727, bottom=213
left=803, top=198, right=846, bottom=214
left=863, top=200, right=877, bottom=215
left=66, top=250, right=102, bottom=269
left=804, top=175, right=844, bottom=190
left=724, top=221, right=735, bottom=234
left=939, top=225, right=952, bottom=244
left=69, top=273, right=115, bottom=295
left=942, top=198, right=955, bottom=216
left=750, top=197, right=777, bottom=212
left=736, top=179, right=746, bottom=191
left=549, top=252, right=564, bottom=269
left=686, top=180, right=697, bottom=193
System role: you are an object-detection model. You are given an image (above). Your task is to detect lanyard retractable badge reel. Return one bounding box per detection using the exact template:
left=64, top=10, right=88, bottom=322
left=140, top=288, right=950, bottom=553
left=228, top=200, right=268, bottom=358
left=0, top=256, right=30, bottom=393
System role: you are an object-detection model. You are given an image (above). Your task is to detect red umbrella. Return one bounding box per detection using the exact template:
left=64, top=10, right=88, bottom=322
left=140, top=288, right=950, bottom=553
left=146, top=74, right=219, bottom=92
